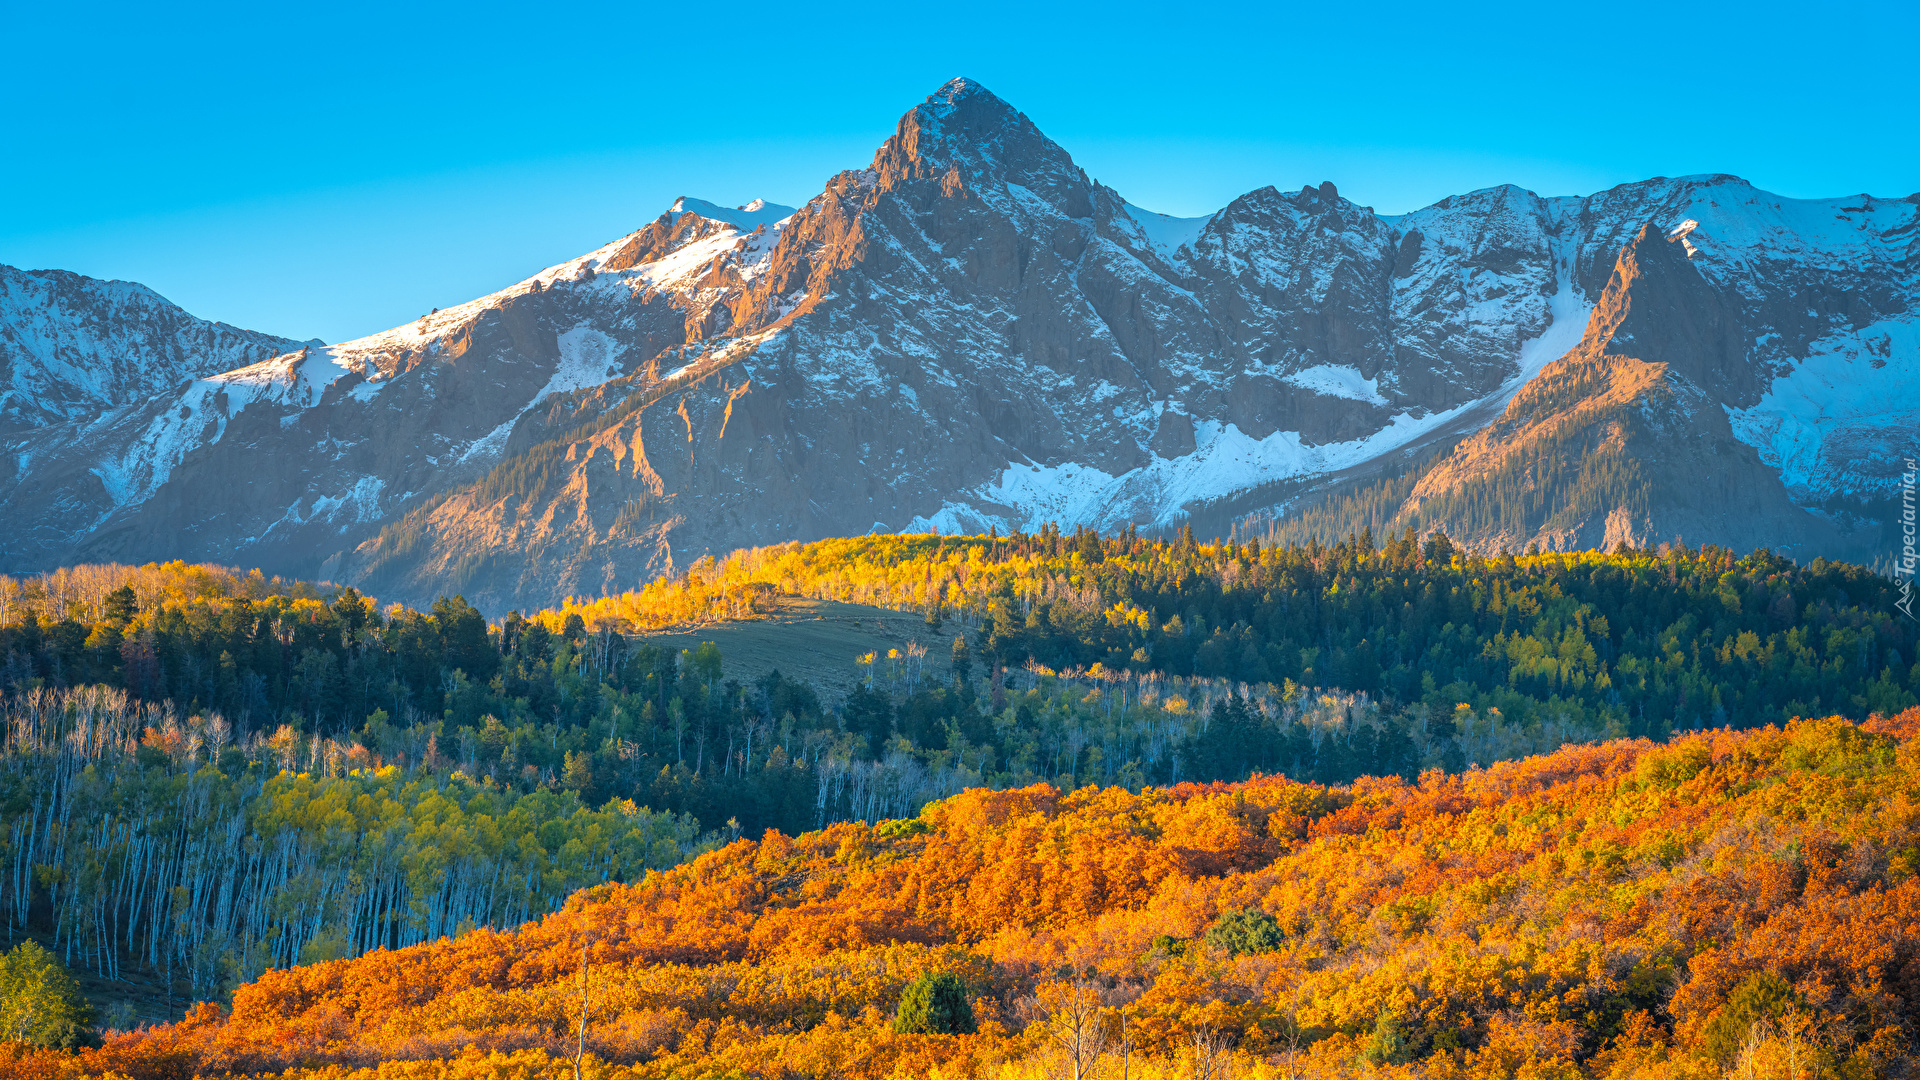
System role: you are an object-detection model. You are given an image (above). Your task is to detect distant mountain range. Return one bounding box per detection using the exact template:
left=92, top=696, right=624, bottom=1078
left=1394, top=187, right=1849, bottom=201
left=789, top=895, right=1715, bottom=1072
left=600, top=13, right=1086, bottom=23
left=4, top=78, right=1915, bottom=610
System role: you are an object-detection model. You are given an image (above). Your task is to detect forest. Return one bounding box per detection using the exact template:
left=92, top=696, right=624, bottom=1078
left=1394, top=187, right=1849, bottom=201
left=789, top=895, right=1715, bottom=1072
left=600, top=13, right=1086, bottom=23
left=0, top=532, right=1915, bottom=1057
left=5, top=706, right=1918, bottom=1078
left=549, top=526, right=1916, bottom=737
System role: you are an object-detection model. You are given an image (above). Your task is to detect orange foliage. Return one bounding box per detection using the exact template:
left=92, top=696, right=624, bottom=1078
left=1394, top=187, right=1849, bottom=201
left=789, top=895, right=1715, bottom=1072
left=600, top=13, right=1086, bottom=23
left=21, top=715, right=1920, bottom=1078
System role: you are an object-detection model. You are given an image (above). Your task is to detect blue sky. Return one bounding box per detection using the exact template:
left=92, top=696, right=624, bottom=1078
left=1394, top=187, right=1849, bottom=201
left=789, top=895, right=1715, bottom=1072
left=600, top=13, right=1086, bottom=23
left=5, top=0, right=1913, bottom=344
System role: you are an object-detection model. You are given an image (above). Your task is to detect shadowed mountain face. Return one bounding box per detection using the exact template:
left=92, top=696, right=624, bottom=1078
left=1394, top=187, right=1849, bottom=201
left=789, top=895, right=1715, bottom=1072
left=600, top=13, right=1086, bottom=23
left=4, top=78, right=1915, bottom=609
left=1, top=267, right=310, bottom=435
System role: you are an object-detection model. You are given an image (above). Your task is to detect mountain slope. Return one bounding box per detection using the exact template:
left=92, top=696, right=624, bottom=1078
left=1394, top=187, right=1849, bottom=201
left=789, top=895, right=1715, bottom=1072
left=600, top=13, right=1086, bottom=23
left=1234, top=191, right=1919, bottom=558
left=4, top=78, right=1914, bottom=606
left=1, top=198, right=793, bottom=576
left=0, top=266, right=307, bottom=434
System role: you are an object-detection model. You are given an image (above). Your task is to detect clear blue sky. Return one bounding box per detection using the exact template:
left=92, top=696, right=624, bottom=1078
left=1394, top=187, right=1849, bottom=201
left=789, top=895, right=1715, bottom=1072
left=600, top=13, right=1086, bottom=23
left=4, top=0, right=1913, bottom=345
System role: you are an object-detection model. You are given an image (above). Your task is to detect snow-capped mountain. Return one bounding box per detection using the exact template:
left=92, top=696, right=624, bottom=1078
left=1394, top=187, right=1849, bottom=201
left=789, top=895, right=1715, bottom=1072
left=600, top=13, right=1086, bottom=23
left=1, top=267, right=312, bottom=557
left=1226, top=179, right=1919, bottom=556
left=0, top=267, right=309, bottom=435
left=2, top=195, right=798, bottom=575
left=4, top=78, right=1914, bottom=607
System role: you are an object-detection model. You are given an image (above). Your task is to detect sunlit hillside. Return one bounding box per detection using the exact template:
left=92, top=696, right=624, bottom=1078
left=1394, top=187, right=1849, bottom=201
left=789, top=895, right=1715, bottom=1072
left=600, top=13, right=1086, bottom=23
left=1, top=536, right=1915, bottom=1074
left=9, top=709, right=1917, bottom=1078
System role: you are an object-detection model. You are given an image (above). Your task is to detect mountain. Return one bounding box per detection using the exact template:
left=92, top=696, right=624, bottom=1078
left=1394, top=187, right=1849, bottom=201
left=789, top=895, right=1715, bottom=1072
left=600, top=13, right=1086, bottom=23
left=0, top=267, right=310, bottom=434
left=3, top=78, right=1914, bottom=608
left=1233, top=185, right=1919, bottom=558
left=0, top=268, right=314, bottom=562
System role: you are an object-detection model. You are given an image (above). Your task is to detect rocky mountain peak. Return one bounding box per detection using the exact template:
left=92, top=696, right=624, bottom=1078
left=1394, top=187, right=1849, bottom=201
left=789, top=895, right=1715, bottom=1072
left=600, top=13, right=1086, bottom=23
left=1, top=265, right=305, bottom=435
left=871, top=77, right=1093, bottom=217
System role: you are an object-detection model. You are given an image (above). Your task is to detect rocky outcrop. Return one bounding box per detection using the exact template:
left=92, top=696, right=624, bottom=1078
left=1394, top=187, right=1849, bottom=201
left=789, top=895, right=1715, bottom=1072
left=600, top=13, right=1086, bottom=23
left=4, top=78, right=1914, bottom=606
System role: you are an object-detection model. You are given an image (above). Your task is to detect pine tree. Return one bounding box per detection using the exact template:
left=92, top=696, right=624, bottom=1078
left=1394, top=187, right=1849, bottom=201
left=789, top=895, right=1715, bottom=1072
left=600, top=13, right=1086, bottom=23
left=893, top=970, right=976, bottom=1035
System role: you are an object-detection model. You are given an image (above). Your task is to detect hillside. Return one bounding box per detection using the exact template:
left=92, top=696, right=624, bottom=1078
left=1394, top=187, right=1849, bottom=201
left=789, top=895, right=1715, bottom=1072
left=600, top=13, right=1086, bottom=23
left=0, top=535, right=1914, bottom=1034
left=11, top=708, right=1920, bottom=1078
left=4, top=79, right=1912, bottom=608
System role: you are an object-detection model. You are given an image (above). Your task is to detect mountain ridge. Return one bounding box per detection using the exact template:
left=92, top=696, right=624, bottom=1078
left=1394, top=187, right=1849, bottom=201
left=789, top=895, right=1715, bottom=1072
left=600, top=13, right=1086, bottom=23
left=0, top=264, right=311, bottom=435
left=3, top=78, right=1914, bottom=607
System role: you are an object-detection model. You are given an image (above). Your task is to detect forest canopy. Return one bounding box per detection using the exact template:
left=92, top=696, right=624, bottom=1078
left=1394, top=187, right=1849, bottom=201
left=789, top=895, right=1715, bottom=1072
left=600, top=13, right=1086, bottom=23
left=0, top=533, right=1914, bottom=1042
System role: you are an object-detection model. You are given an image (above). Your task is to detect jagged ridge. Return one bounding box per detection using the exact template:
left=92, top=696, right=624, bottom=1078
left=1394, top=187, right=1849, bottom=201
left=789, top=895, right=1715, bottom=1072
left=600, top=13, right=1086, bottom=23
left=2, top=78, right=1914, bottom=605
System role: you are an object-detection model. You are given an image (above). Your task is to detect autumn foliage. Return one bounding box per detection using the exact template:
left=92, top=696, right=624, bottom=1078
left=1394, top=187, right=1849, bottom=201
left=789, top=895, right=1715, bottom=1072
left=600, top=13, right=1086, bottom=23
left=6, top=705, right=1915, bottom=1078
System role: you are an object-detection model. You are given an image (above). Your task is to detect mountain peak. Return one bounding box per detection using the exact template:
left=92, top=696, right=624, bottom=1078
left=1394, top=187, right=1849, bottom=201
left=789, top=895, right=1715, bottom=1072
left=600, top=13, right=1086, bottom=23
left=873, top=77, right=1092, bottom=217
left=900, top=76, right=1024, bottom=146
left=926, top=76, right=999, bottom=109
left=1, top=264, right=304, bottom=433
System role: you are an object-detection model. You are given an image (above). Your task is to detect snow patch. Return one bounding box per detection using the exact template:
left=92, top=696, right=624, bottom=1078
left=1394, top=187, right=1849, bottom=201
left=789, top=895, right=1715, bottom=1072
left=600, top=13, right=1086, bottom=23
left=1123, top=202, right=1215, bottom=258
left=1726, top=315, right=1920, bottom=500
left=670, top=197, right=797, bottom=232
left=457, top=325, right=625, bottom=465
left=907, top=400, right=1487, bottom=536
left=342, top=475, right=386, bottom=523
left=90, top=346, right=366, bottom=509
left=1667, top=218, right=1701, bottom=256
left=540, top=326, right=625, bottom=403
left=1284, top=364, right=1387, bottom=405
left=1508, top=242, right=1593, bottom=389
left=459, top=415, right=518, bottom=464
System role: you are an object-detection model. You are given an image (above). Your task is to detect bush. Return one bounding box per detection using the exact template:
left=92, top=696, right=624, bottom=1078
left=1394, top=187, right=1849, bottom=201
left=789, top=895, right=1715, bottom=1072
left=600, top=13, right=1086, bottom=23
left=1148, top=934, right=1188, bottom=960
left=0, top=941, right=96, bottom=1049
left=1204, top=908, right=1285, bottom=955
left=893, top=971, right=975, bottom=1035
left=1701, top=971, right=1799, bottom=1067
left=1635, top=741, right=1712, bottom=790
left=1361, top=1007, right=1419, bottom=1065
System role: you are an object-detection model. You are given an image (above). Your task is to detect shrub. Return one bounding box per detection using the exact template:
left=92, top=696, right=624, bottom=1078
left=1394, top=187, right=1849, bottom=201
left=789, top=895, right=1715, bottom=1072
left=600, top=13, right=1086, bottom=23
left=1701, top=971, right=1799, bottom=1067
left=893, top=971, right=976, bottom=1035
left=1635, top=741, right=1712, bottom=790
left=1203, top=908, right=1285, bottom=955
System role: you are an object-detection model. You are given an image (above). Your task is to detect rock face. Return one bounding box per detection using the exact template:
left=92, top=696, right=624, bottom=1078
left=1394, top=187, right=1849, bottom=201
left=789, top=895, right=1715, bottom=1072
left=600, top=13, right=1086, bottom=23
left=1, top=267, right=308, bottom=434
left=0, top=267, right=311, bottom=559
left=1401, top=223, right=1869, bottom=555
left=1240, top=187, right=1919, bottom=559
left=4, top=79, right=1915, bottom=608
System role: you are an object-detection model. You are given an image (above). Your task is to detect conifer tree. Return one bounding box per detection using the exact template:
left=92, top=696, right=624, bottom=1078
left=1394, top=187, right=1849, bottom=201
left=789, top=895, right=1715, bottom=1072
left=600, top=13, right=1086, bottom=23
left=893, top=971, right=975, bottom=1035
